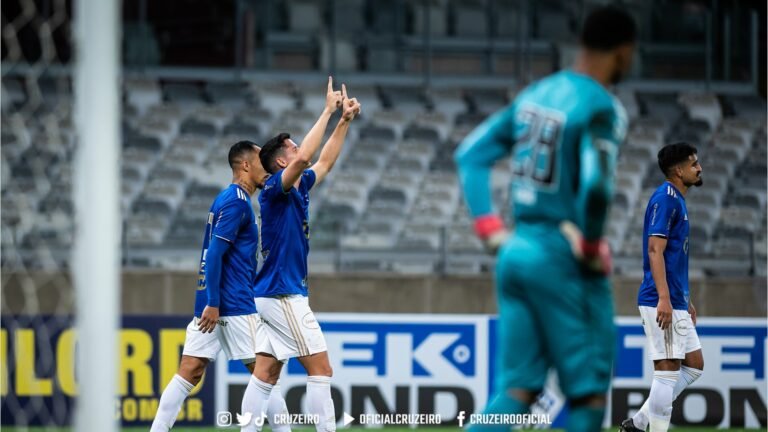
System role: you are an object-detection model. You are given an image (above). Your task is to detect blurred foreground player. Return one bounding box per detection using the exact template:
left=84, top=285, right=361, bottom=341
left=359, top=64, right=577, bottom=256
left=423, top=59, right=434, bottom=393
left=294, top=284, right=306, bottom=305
left=150, top=141, right=291, bottom=432
left=455, top=6, right=635, bottom=431
left=238, top=80, right=360, bottom=432
left=620, top=143, right=704, bottom=432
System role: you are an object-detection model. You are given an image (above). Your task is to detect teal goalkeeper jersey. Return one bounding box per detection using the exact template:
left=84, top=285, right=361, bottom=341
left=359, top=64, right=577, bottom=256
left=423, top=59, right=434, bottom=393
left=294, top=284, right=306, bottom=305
left=455, top=70, right=628, bottom=241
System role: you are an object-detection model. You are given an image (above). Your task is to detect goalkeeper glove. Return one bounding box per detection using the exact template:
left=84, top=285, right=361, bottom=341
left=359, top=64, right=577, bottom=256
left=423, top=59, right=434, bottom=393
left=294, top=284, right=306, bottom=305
left=559, top=220, right=612, bottom=275
left=473, top=214, right=510, bottom=255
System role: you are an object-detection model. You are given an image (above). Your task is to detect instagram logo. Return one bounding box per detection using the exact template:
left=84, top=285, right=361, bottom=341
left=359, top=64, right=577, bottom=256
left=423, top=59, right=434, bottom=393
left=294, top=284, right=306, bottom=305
left=216, top=411, right=232, bottom=427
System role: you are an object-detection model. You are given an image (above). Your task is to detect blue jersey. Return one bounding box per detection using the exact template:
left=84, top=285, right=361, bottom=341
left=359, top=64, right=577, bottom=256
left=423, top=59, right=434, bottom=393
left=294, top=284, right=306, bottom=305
left=194, top=184, right=259, bottom=317
left=253, top=169, right=316, bottom=297
left=638, top=182, right=690, bottom=310
left=455, top=70, right=627, bottom=241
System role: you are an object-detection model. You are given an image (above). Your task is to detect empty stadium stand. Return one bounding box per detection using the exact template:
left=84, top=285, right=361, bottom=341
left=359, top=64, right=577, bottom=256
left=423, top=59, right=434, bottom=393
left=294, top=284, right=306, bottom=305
left=2, top=72, right=765, bottom=276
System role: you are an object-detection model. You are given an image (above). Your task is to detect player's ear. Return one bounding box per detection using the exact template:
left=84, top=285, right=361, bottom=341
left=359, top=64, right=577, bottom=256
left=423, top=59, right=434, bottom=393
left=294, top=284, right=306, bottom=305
left=276, top=156, right=287, bottom=169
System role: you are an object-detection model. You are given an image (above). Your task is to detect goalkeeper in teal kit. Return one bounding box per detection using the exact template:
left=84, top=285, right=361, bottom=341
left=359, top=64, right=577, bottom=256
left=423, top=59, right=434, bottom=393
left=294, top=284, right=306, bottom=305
left=455, top=6, right=636, bottom=432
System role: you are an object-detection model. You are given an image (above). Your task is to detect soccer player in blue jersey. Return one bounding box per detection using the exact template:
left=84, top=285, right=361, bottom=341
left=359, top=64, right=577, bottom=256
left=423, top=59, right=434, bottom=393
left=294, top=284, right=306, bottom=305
left=620, top=143, right=704, bottom=432
left=239, top=85, right=360, bottom=432
left=454, top=6, right=635, bottom=432
left=151, top=140, right=293, bottom=432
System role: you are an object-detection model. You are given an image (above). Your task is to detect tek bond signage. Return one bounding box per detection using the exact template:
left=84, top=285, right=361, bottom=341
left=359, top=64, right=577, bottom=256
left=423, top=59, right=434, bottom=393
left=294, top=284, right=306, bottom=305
left=217, top=314, right=490, bottom=427
left=217, top=314, right=766, bottom=429
left=611, top=316, right=766, bottom=428
left=3, top=314, right=761, bottom=428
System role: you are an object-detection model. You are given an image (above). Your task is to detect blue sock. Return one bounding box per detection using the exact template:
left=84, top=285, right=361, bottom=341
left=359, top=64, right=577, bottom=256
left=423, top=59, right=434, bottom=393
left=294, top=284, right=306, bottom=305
left=566, top=405, right=605, bottom=432
left=467, top=391, right=529, bottom=431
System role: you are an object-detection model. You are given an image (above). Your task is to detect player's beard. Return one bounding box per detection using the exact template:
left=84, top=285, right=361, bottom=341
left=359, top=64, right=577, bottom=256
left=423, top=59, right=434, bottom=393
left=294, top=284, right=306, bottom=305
left=689, top=174, right=703, bottom=187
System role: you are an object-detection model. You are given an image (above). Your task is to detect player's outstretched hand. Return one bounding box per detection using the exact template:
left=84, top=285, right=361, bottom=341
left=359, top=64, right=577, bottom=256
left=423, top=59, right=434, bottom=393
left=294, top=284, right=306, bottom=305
left=341, top=84, right=362, bottom=121
left=198, top=306, right=220, bottom=333
left=325, top=76, right=343, bottom=114
left=473, top=214, right=509, bottom=255
left=559, top=221, right=612, bottom=275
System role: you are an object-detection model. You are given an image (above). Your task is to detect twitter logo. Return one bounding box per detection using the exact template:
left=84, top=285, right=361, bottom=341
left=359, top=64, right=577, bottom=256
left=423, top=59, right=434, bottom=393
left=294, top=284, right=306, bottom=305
left=236, top=412, right=253, bottom=426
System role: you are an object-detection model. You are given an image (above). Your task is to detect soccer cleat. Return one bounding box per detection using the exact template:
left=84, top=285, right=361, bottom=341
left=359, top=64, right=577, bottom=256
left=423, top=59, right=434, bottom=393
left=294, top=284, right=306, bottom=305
left=619, top=418, right=643, bottom=432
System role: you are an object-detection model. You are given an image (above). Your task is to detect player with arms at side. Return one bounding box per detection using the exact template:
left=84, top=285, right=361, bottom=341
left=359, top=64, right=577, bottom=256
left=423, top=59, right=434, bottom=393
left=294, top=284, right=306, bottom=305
left=150, top=141, right=292, bottom=432
left=620, top=143, right=704, bottom=432
left=455, top=6, right=635, bottom=432
left=237, top=81, right=360, bottom=432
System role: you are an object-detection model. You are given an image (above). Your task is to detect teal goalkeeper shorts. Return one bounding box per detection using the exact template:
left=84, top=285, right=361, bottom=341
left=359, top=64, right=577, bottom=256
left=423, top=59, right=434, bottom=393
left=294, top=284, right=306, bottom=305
left=493, top=224, right=615, bottom=399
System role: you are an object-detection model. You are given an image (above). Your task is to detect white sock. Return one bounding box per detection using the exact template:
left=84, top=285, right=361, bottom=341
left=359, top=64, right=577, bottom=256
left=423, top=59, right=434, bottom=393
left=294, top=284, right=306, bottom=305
left=633, top=399, right=651, bottom=430
left=633, top=366, right=701, bottom=430
left=267, top=382, right=292, bottom=432
left=150, top=374, right=194, bottom=432
left=241, top=375, right=273, bottom=432
left=673, top=366, right=702, bottom=398
left=307, top=376, right=336, bottom=432
left=646, top=370, right=679, bottom=432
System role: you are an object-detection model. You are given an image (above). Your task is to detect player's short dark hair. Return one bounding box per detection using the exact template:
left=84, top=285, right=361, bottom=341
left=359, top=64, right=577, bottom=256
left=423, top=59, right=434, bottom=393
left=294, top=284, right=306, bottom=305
left=658, top=142, right=698, bottom=177
left=580, top=6, right=637, bottom=51
left=228, top=140, right=258, bottom=169
left=259, top=133, right=291, bottom=174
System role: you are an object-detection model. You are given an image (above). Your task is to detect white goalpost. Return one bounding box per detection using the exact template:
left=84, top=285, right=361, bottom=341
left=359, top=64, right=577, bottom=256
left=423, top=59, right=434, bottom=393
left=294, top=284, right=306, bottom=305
left=73, top=0, right=121, bottom=431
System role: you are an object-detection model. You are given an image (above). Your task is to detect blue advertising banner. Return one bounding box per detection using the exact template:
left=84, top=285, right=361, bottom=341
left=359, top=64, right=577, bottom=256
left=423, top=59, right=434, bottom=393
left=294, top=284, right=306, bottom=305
left=218, top=314, right=766, bottom=428
left=3, top=314, right=764, bottom=428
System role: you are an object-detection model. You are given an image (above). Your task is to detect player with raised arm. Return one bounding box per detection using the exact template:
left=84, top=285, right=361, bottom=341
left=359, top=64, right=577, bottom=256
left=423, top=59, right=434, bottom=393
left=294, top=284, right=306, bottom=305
left=454, top=6, right=635, bottom=432
left=620, top=143, right=704, bottom=432
left=150, top=141, right=294, bottom=432
left=236, top=81, right=360, bottom=432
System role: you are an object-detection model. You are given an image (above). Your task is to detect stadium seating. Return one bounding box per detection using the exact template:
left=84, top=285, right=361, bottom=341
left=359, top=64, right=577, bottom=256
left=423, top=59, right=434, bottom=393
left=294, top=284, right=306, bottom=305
left=1, top=72, right=765, bottom=275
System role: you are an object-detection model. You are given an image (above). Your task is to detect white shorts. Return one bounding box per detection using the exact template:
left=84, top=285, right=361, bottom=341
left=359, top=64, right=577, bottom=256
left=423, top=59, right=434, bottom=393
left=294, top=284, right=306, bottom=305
left=254, top=295, right=327, bottom=361
left=639, top=306, right=702, bottom=360
left=182, top=313, right=261, bottom=362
